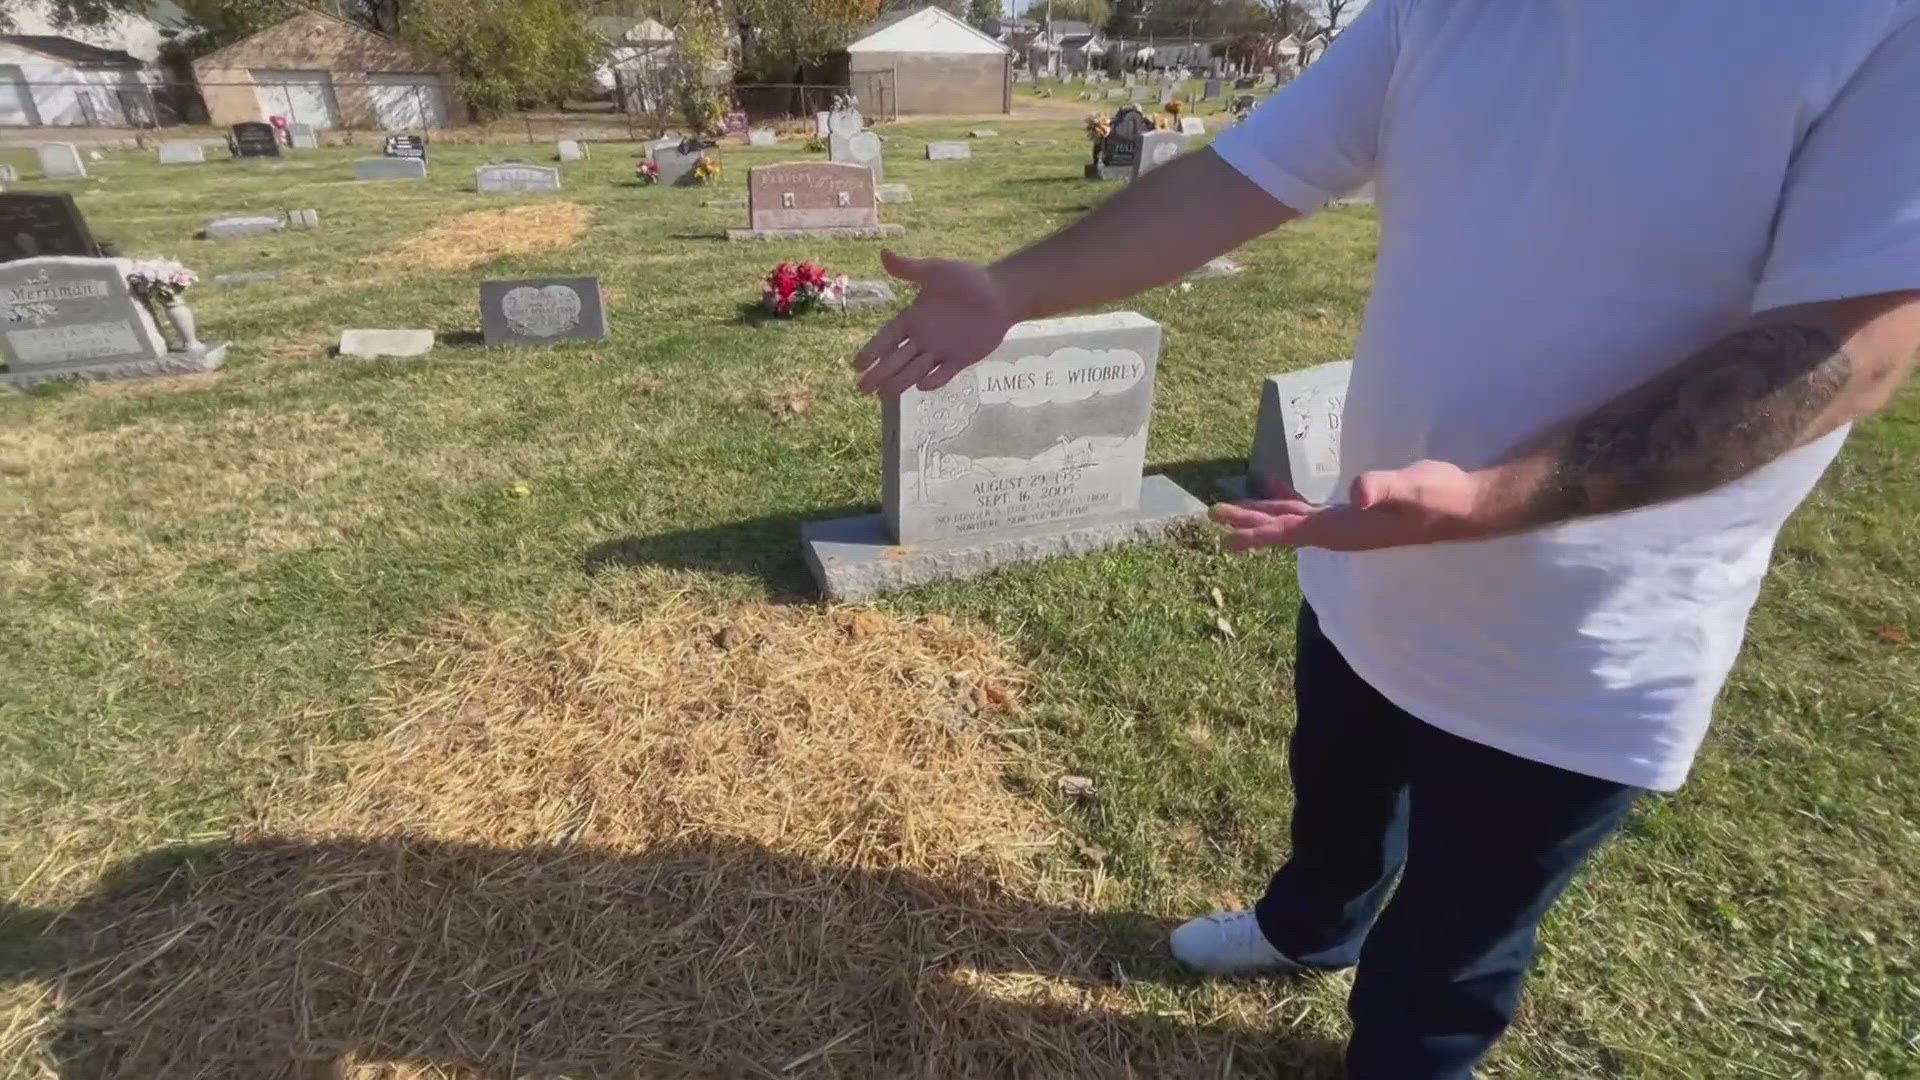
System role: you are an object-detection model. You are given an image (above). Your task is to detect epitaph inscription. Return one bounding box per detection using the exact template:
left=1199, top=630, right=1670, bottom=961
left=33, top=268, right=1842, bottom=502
left=883, top=312, right=1163, bottom=544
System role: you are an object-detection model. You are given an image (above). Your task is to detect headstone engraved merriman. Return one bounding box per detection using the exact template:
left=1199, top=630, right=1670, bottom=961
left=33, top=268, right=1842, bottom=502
left=0, top=256, right=224, bottom=388
left=728, top=162, right=904, bottom=242
left=802, top=312, right=1208, bottom=600
left=478, top=277, right=607, bottom=346
left=1221, top=360, right=1354, bottom=505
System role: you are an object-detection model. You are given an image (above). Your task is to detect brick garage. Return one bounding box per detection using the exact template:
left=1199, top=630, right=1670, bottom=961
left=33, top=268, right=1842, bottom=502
left=191, top=10, right=463, bottom=131
left=848, top=6, right=1010, bottom=116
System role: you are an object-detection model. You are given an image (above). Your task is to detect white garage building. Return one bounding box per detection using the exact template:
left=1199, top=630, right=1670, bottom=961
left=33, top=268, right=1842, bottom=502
left=0, top=35, right=159, bottom=127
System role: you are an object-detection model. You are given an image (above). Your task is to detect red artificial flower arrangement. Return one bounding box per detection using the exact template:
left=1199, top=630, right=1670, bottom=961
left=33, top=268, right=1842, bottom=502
left=636, top=159, right=662, bottom=184
left=761, top=261, right=848, bottom=317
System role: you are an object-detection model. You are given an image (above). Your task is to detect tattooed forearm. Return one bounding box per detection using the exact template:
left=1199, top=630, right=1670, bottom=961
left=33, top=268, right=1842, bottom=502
left=1522, top=324, right=1853, bottom=522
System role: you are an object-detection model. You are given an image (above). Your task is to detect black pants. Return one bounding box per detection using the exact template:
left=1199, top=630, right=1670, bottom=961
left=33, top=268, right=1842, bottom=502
left=1256, top=605, right=1643, bottom=1079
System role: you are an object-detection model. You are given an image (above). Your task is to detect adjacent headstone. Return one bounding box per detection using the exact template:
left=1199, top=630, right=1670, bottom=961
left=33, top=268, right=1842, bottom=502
left=1222, top=361, right=1353, bottom=506
left=815, top=111, right=832, bottom=137
left=0, top=256, right=223, bottom=387
left=926, top=142, right=971, bottom=161
left=1160, top=87, right=1177, bottom=106
left=1087, top=106, right=1148, bottom=181
left=969, top=128, right=999, bottom=138
left=802, top=311, right=1206, bottom=600
left=230, top=122, right=281, bottom=158
left=728, top=161, right=904, bottom=242
left=158, top=141, right=206, bottom=165
left=748, top=128, right=778, bottom=148
left=0, top=166, right=16, bottom=183
left=354, top=157, right=427, bottom=181
left=649, top=141, right=704, bottom=187
left=557, top=139, right=586, bottom=163
left=289, top=208, right=320, bottom=229
left=475, top=163, right=562, bottom=193
left=875, top=183, right=911, bottom=204
left=1202, top=79, right=1222, bottom=100
left=288, top=122, right=318, bottom=150
left=1134, top=130, right=1190, bottom=180
left=37, top=144, right=85, bottom=180
left=0, top=192, right=97, bottom=261
left=1234, top=76, right=1257, bottom=90
left=830, top=129, right=884, bottom=181
left=338, top=329, right=435, bottom=358
left=1129, top=86, right=1149, bottom=102
left=1178, top=117, right=1206, bottom=136
left=202, top=214, right=285, bottom=239
left=379, top=134, right=424, bottom=161
left=478, top=277, right=607, bottom=346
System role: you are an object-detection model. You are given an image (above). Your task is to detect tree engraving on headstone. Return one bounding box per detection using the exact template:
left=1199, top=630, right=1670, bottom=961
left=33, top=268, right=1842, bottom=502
left=37, top=143, right=86, bottom=179
left=230, top=122, right=281, bottom=158
left=478, top=277, right=607, bottom=346
left=1221, top=361, right=1353, bottom=505
left=0, top=256, right=223, bottom=387
left=802, top=312, right=1207, bottom=600
left=0, top=193, right=98, bottom=262
left=475, top=164, right=562, bottom=193
left=728, top=162, right=903, bottom=241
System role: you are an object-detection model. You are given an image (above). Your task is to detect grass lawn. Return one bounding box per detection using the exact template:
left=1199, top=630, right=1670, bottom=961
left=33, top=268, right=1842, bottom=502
left=0, top=114, right=1915, bottom=1078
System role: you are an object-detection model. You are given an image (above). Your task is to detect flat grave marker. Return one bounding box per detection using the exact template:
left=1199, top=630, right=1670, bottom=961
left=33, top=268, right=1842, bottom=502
left=803, top=311, right=1205, bottom=599
left=478, top=277, right=607, bottom=346
left=475, top=164, right=561, bottom=193
left=926, top=142, right=971, bottom=161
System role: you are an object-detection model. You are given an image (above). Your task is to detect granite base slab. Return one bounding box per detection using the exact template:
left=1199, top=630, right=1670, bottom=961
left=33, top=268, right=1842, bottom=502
left=727, top=225, right=905, bottom=243
left=4, top=343, right=227, bottom=389
left=803, top=474, right=1206, bottom=601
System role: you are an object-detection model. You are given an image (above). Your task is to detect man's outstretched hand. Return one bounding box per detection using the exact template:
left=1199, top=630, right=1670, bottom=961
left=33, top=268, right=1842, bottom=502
left=1212, top=461, right=1516, bottom=552
left=851, top=250, right=1022, bottom=395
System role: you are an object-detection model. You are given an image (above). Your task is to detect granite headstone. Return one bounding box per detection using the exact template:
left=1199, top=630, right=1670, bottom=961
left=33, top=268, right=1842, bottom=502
left=384, top=133, right=427, bottom=159
left=728, top=162, right=903, bottom=241
left=802, top=312, right=1206, bottom=599
left=288, top=122, right=319, bottom=150
left=926, top=142, right=970, bottom=161
left=475, top=163, right=561, bottom=193
left=748, top=128, right=778, bottom=148
left=354, top=157, right=427, bottom=181
left=230, top=122, right=281, bottom=158
left=0, top=255, right=222, bottom=387
left=557, top=139, right=586, bottom=163
left=830, top=129, right=884, bottom=180
left=1134, top=130, right=1190, bottom=180
left=0, top=193, right=97, bottom=261
left=478, top=277, right=607, bottom=346
left=158, top=141, right=206, bottom=164
left=38, top=143, right=85, bottom=179
left=1229, top=361, right=1353, bottom=505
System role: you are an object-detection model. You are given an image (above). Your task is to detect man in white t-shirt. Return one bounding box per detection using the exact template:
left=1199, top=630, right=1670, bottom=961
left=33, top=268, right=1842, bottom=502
left=851, top=2, right=1920, bottom=1075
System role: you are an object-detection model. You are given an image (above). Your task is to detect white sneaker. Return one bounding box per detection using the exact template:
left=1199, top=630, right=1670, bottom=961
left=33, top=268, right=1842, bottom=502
left=1169, top=910, right=1304, bottom=976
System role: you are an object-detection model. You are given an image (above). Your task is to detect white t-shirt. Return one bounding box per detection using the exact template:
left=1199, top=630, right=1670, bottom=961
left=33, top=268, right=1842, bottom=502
left=1211, top=0, right=1920, bottom=790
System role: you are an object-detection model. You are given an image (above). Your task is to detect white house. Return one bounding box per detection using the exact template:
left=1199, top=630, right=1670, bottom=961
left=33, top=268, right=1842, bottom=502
left=848, top=6, right=1011, bottom=115
left=2, top=0, right=188, bottom=64
left=0, top=34, right=159, bottom=127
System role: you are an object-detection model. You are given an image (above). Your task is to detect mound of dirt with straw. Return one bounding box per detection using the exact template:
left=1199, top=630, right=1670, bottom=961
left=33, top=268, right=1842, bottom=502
left=8, top=594, right=1305, bottom=1077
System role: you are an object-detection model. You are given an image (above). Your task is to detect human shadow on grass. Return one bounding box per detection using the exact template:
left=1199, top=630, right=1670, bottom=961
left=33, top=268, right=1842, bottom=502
left=0, top=836, right=1342, bottom=1079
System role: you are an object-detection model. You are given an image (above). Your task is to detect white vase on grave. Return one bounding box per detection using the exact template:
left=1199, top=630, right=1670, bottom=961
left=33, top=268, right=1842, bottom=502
left=164, top=301, right=204, bottom=355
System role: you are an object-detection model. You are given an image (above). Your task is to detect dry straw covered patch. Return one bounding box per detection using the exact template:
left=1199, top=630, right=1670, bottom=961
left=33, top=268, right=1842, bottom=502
left=7, top=594, right=1293, bottom=1078
left=369, top=202, right=591, bottom=271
